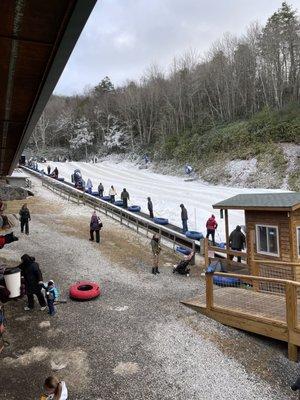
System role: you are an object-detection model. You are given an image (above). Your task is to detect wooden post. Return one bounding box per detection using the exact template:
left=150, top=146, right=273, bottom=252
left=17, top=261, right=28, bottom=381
left=206, top=272, right=213, bottom=310
left=286, top=282, right=298, bottom=361
left=225, top=209, right=230, bottom=260
left=204, top=238, right=209, bottom=267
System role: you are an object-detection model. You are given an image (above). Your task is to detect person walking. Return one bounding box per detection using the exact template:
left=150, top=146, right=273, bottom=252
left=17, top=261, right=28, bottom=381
left=121, top=188, right=130, bottom=208
left=180, top=204, right=188, bottom=233
left=89, top=211, right=102, bottom=243
left=206, top=214, right=218, bottom=245
left=98, top=182, right=104, bottom=197
left=229, top=225, right=246, bottom=263
left=19, top=203, right=31, bottom=235
left=47, top=165, right=51, bottom=175
left=147, top=197, right=154, bottom=218
left=151, top=234, right=161, bottom=275
left=86, top=178, right=93, bottom=194
left=18, top=254, right=47, bottom=311
left=109, top=185, right=117, bottom=203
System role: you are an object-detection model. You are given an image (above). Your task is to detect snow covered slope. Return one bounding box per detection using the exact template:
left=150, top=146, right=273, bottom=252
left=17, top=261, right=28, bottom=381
left=40, top=160, right=286, bottom=241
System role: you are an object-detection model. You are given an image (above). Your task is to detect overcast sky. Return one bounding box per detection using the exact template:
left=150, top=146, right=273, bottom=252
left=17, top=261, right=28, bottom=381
left=54, top=0, right=299, bottom=95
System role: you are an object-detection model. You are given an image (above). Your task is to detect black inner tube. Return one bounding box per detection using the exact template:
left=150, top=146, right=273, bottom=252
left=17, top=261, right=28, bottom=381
left=78, top=284, right=93, bottom=291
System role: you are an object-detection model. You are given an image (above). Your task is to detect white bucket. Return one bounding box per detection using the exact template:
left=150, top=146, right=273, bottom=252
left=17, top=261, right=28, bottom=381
left=4, top=268, right=21, bottom=298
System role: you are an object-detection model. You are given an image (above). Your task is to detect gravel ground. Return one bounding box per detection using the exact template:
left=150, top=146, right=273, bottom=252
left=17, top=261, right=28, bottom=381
left=0, top=176, right=299, bottom=399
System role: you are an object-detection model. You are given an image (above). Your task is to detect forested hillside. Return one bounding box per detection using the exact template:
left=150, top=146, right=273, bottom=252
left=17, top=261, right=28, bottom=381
left=28, top=2, right=300, bottom=189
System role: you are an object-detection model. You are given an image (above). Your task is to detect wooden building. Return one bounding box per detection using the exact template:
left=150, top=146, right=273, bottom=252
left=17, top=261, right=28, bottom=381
left=213, top=193, right=300, bottom=281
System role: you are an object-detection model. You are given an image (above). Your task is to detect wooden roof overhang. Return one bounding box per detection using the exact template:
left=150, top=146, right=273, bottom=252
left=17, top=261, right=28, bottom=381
left=0, top=0, right=96, bottom=176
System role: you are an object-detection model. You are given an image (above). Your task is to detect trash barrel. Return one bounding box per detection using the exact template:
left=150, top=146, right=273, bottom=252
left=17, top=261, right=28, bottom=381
left=4, top=267, right=21, bottom=298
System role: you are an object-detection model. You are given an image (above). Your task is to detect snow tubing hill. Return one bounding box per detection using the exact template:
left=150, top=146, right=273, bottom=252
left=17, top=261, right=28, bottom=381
left=153, top=217, right=169, bottom=225
left=69, top=281, right=100, bottom=300
left=176, top=246, right=192, bottom=255
left=185, top=231, right=203, bottom=240
left=128, top=205, right=141, bottom=212
left=213, top=276, right=240, bottom=287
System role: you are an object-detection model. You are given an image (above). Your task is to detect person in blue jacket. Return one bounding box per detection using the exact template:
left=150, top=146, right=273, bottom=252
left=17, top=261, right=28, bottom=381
left=43, top=280, right=58, bottom=316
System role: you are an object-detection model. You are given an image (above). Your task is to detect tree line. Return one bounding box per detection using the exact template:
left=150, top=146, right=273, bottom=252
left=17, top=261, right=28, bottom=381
left=29, top=2, right=300, bottom=161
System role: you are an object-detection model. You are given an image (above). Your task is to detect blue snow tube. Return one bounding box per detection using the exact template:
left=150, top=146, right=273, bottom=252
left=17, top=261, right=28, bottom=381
left=58, top=177, right=65, bottom=182
left=185, top=231, right=204, bottom=240
left=213, top=275, right=241, bottom=287
left=114, top=200, right=124, bottom=207
left=154, top=217, right=169, bottom=225
left=91, top=191, right=99, bottom=197
left=176, top=246, right=192, bottom=255
left=217, top=242, right=226, bottom=249
left=102, top=196, right=111, bottom=202
left=128, top=205, right=141, bottom=212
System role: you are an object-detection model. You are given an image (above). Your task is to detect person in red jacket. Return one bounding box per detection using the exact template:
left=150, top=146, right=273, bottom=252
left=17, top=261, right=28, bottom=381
left=206, top=214, right=218, bottom=245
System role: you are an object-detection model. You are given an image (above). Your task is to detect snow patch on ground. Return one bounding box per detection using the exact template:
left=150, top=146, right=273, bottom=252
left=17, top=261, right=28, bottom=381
left=226, top=159, right=257, bottom=187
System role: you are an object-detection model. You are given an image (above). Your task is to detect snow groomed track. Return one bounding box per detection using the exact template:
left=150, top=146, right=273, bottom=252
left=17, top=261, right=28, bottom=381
left=23, top=167, right=199, bottom=260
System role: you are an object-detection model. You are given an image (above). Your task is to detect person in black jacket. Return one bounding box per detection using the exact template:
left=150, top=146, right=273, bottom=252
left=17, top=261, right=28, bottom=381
left=19, top=203, right=31, bottom=235
left=180, top=204, right=188, bottom=233
left=147, top=197, right=154, bottom=218
left=18, top=254, right=46, bottom=311
left=229, top=225, right=246, bottom=263
left=121, top=188, right=130, bottom=209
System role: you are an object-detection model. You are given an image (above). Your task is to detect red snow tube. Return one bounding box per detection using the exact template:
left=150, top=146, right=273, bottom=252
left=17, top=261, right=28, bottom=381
left=69, top=281, right=100, bottom=300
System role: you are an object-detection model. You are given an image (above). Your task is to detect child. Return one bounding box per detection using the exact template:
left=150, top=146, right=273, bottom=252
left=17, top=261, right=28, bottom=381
left=173, top=252, right=194, bottom=276
left=44, top=280, right=58, bottom=316
left=41, top=376, right=68, bottom=400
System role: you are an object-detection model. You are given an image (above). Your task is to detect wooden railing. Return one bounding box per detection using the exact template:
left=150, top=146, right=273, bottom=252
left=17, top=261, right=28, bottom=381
left=205, top=271, right=300, bottom=360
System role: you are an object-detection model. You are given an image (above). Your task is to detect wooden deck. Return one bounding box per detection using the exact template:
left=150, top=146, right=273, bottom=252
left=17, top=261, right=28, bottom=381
left=182, top=275, right=300, bottom=360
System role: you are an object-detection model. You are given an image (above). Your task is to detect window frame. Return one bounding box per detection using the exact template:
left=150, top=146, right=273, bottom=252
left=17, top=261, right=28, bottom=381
left=255, top=224, right=280, bottom=257
left=297, top=226, right=300, bottom=258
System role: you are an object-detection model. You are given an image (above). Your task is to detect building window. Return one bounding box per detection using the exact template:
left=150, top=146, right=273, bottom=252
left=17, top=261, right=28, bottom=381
left=256, top=225, right=279, bottom=256
left=297, top=227, right=300, bottom=257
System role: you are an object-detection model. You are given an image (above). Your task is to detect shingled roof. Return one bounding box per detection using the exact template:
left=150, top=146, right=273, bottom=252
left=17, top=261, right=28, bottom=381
left=213, top=193, right=300, bottom=211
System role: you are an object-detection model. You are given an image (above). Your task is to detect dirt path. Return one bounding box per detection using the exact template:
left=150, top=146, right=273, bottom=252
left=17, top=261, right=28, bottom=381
left=0, top=176, right=298, bottom=399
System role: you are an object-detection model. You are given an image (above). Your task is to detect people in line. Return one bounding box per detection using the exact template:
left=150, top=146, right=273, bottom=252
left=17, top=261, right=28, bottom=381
left=19, top=203, right=31, bottom=235
left=42, top=280, right=58, bottom=316
left=109, top=185, right=117, bottom=203
left=98, top=182, right=104, bottom=197
left=47, top=165, right=51, bottom=175
left=89, top=211, right=102, bottom=243
left=180, top=204, right=188, bottom=233
left=86, top=178, right=93, bottom=194
left=52, top=167, right=59, bottom=179
left=229, top=225, right=246, bottom=263
left=121, top=188, right=130, bottom=208
left=147, top=197, right=154, bottom=218
left=206, top=214, right=218, bottom=245
left=173, top=252, right=194, bottom=276
left=42, top=376, right=68, bottom=400
left=18, top=254, right=47, bottom=311
left=151, top=234, right=161, bottom=275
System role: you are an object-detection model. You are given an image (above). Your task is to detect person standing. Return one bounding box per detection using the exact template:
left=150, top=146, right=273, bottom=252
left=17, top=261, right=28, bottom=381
left=53, top=167, right=58, bottom=178
left=43, top=280, right=58, bottom=316
left=147, top=197, right=154, bottom=218
left=109, top=185, right=117, bottom=203
left=47, top=165, right=51, bottom=175
left=121, top=188, right=130, bottom=208
left=98, top=182, right=104, bottom=197
left=180, top=204, right=188, bottom=233
left=151, top=234, right=161, bottom=275
left=89, top=211, right=102, bottom=243
left=18, top=254, right=47, bottom=311
left=229, top=225, right=246, bottom=263
left=206, top=214, right=218, bottom=245
left=19, top=203, right=31, bottom=235
left=86, top=178, right=93, bottom=194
